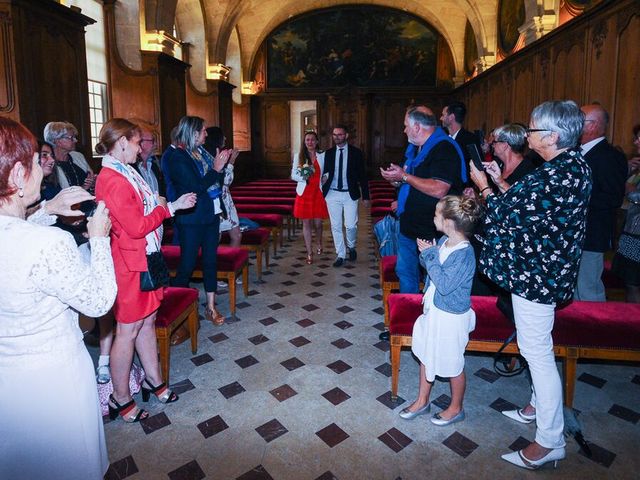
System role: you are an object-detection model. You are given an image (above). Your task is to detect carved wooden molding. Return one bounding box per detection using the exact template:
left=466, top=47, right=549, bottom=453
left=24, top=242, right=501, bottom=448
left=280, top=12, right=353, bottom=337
left=0, top=8, right=15, bottom=113
left=591, top=20, right=608, bottom=59
left=616, top=2, right=640, bottom=33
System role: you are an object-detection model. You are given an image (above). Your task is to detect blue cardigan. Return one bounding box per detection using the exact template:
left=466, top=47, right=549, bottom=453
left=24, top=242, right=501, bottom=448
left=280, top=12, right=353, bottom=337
left=419, top=236, right=476, bottom=314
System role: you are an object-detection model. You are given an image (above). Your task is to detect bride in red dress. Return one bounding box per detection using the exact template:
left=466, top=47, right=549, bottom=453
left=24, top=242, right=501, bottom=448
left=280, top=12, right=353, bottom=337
left=291, top=131, right=329, bottom=264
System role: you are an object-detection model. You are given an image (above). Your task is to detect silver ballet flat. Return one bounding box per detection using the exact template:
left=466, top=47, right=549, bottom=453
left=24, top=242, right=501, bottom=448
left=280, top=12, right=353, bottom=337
left=430, top=409, right=465, bottom=426
left=501, top=447, right=565, bottom=470
left=502, top=408, right=536, bottom=424
left=398, top=402, right=431, bottom=420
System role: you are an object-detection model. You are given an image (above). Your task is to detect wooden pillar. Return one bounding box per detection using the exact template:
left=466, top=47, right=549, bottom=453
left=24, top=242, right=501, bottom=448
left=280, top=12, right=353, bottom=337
left=212, top=80, right=235, bottom=147
left=0, top=0, right=94, bottom=159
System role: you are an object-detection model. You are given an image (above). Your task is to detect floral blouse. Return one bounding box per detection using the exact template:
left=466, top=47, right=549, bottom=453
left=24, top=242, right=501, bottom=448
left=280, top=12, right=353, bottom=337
left=480, top=149, right=592, bottom=304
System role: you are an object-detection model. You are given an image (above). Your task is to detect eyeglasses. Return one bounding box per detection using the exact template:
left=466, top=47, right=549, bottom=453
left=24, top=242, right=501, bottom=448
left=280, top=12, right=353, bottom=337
left=140, top=138, right=155, bottom=144
left=525, top=128, right=551, bottom=136
left=62, top=135, right=77, bottom=141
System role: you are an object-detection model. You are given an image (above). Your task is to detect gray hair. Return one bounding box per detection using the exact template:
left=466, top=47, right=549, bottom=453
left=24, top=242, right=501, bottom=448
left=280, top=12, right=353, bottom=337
left=530, top=100, right=584, bottom=149
left=43, top=121, right=78, bottom=144
left=493, top=124, right=526, bottom=154
left=407, top=107, right=437, bottom=129
left=175, top=116, right=205, bottom=151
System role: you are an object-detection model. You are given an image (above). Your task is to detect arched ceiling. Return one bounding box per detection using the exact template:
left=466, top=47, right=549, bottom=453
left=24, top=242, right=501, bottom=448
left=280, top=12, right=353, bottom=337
left=148, top=0, right=500, bottom=85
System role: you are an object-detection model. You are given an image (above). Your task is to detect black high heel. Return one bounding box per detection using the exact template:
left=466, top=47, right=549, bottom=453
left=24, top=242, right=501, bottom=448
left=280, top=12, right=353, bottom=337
left=108, top=394, right=148, bottom=423
left=141, top=379, right=179, bottom=403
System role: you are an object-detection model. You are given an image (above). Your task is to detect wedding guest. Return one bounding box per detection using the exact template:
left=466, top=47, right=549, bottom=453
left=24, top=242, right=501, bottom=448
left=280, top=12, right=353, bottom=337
left=291, top=131, right=328, bottom=264
left=44, top=121, right=96, bottom=192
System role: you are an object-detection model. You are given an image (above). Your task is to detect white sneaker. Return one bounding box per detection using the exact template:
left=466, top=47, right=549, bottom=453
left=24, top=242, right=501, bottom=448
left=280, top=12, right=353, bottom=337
left=96, top=364, right=111, bottom=384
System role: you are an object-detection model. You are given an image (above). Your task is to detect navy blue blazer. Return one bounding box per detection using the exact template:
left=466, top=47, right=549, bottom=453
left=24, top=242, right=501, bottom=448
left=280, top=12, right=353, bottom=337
left=163, top=147, right=224, bottom=225
left=321, top=144, right=370, bottom=201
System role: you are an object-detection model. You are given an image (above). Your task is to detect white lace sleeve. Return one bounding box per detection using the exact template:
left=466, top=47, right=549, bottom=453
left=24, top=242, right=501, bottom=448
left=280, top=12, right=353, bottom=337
left=224, top=164, right=235, bottom=186
left=30, top=235, right=117, bottom=317
left=26, top=201, right=57, bottom=226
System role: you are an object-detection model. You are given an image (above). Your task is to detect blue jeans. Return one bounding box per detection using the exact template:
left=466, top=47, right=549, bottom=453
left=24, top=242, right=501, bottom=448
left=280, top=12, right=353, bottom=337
left=396, top=232, right=421, bottom=293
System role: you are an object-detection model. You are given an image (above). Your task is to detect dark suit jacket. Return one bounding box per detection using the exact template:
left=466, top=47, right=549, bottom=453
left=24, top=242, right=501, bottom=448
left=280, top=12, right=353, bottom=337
left=134, top=155, right=166, bottom=197
left=321, top=144, right=370, bottom=201
left=164, top=147, right=224, bottom=226
left=453, top=128, right=482, bottom=184
left=582, top=139, right=627, bottom=251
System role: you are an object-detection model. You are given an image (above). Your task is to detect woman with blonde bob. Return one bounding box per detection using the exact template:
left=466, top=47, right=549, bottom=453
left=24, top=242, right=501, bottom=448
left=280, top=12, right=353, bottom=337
left=95, top=118, right=196, bottom=423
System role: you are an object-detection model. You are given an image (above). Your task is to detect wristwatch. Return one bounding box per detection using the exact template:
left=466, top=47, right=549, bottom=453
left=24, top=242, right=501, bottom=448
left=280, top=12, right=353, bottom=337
left=401, top=174, right=408, bottom=183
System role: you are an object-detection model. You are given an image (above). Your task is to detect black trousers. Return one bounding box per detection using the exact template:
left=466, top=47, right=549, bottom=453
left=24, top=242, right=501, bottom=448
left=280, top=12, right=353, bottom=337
left=171, top=218, right=220, bottom=293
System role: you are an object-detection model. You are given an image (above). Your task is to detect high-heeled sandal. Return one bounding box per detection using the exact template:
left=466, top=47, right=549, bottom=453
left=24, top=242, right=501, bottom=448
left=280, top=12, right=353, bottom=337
left=141, top=379, right=179, bottom=404
left=205, top=308, right=225, bottom=326
left=306, top=254, right=313, bottom=265
left=108, top=394, right=148, bottom=423
left=316, top=247, right=323, bottom=255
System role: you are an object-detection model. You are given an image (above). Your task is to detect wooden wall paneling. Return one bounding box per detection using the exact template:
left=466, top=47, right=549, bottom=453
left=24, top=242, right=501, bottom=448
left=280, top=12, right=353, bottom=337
left=612, top=11, right=640, bottom=153
left=232, top=100, right=250, bottom=152
left=512, top=60, right=535, bottom=124
left=215, top=81, right=234, bottom=147
left=154, top=53, right=187, bottom=150
left=1, top=0, right=94, bottom=159
left=535, top=50, right=553, bottom=106
left=487, top=74, right=507, bottom=129
left=584, top=14, right=617, bottom=111
left=186, top=80, right=218, bottom=128
left=369, top=96, right=408, bottom=171
left=263, top=99, right=290, bottom=179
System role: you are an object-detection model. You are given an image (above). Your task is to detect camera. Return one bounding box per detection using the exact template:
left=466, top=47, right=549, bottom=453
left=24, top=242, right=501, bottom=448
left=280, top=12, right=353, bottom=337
left=77, top=200, right=98, bottom=217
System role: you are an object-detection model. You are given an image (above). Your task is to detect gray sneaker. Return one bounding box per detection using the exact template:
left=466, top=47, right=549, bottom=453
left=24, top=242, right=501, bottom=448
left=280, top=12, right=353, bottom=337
left=96, top=364, right=111, bottom=384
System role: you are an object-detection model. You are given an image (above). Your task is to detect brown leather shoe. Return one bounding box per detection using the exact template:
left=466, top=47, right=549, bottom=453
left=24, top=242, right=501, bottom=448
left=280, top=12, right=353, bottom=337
left=170, top=324, right=190, bottom=346
left=205, top=308, right=225, bottom=326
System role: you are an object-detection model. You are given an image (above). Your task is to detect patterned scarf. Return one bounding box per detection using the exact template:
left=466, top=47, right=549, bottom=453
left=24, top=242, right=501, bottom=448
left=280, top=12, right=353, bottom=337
left=101, top=154, right=161, bottom=254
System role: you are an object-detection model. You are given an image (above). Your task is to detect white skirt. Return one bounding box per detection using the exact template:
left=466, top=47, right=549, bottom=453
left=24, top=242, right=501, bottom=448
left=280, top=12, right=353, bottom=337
left=411, top=287, right=476, bottom=382
left=0, top=341, right=108, bottom=480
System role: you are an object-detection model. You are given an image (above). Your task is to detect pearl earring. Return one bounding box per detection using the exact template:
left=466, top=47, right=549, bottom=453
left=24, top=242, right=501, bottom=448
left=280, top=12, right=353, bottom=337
left=18, top=187, right=24, bottom=198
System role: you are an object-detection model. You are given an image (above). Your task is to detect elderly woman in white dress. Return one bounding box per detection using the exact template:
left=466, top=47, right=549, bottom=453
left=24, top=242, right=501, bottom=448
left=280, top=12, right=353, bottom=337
left=0, top=118, right=117, bottom=480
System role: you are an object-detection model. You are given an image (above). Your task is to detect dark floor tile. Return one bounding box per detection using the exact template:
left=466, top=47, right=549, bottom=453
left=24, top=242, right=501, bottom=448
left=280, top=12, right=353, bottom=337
left=236, top=465, right=274, bottom=480
left=315, top=472, right=338, bottom=480
left=370, top=283, right=381, bottom=289
left=281, top=357, right=305, bottom=371
left=579, top=442, right=616, bottom=468
left=373, top=340, right=390, bottom=352
left=372, top=321, right=386, bottom=331
left=378, top=427, right=412, bottom=453
left=225, top=314, right=242, bottom=324
left=432, top=394, right=451, bottom=410
left=339, top=292, right=355, bottom=299
left=140, top=412, right=171, bottom=435
left=236, top=302, right=251, bottom=309
left=268, top=302, right=285, bottom=310
left=286, top=271, right=300, bottom=277
left=170, top=379, right=196, bottom=395
left=259, top=317, right=278, bottom=326
left=489, top=397, right=519, bottom=413
left=578, top=372, right=607, bottom=389
left=340, top=282, right=355, bottom=288
left=307, top=291, right=323, bottom=298
left=371, top=294, right=383, bottom=301
left=632, top=374, right=640, bottom=386
left=474, top=367, right=501, bottom=383
left=342, top=272, right=355, bottom=278
left=105, top=455, right=138, bottom=480
left=322, top=387, right=351, bottom=405
left=255, top=418, right=288, bottom=443
left=316, top=423, right=349, bottom=448
left=270, top=384, right=298, bottom=402
left=197, top=415, right=228, bottom=439
left=376, top=391, right=405, bottom=409
left=167, top=460, right=205, bottom=480
left=247, top=289, right=260, bottom=296
left=371, top=307, right=385, bottom=315
left=281, top=280, right=295, bottom=286
left=442, top=432, right=478, bottom=458
left=315, top=272, right=328, bottom=277
left=248, top=334, right=269, bottom=345
left=375, top=363, right=392, bottom=377
left=297, top=318, right=315, bottom=328
left=327, top=360, right=352, bottom=374
left=219, top=381, right=246, bottom=399
left=302, top=304, right=320, bottom=311
left=508, top=436, right=531, bottom=452
left=370, top=273, right=380, bottom=279
left=311, top=281, right=325, bottom=287
left=289, top=336, right=311, bottom=347
left=334, top=320, right=353, bottom=330
left=235, top=355, right=259, bottom=369
left=190, top=353, right=214, bottom=366
left=608, top=404, right=640, bottom=424
left=337, top=305, right=354, bottom=313
left=331, top=338, right=353, bottom=349
left=208, top=333, right=228, bottom=344
left=275, top=290, right=291, bottom=297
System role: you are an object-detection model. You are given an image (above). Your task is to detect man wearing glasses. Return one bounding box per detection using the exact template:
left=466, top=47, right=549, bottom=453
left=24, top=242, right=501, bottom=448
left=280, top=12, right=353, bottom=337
left=134, top=126, right=166, bottom=197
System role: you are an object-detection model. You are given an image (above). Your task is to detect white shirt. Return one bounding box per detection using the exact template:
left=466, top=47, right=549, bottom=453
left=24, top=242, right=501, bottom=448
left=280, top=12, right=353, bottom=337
left=330, top=146, right=348, bottom=190
left=580, top=136, right=605, bottom=156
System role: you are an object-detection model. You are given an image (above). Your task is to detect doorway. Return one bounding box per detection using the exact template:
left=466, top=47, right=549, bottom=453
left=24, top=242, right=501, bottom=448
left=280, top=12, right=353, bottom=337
left=290, top=100, right=317, bottom=157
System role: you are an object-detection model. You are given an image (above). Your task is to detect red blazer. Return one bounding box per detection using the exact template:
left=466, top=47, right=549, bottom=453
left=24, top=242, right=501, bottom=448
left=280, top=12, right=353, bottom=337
left=96, top=168, right=170, bottom=273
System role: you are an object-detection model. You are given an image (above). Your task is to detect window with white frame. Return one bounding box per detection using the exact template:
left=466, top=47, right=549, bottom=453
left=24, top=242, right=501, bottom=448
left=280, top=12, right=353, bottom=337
left=88, top=80, right=107, bottom=151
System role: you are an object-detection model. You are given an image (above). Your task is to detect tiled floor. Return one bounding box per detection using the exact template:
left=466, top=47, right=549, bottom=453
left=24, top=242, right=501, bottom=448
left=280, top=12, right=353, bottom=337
left=99, top=212, right=640, bottom=480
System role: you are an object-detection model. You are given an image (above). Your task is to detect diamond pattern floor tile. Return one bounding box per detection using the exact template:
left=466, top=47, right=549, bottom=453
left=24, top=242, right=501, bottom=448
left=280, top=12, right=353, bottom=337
left=316, top=423, right=349, bottom=448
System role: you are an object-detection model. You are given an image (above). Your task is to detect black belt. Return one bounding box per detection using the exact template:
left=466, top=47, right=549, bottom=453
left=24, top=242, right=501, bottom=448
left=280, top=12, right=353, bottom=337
left=331, top=188, right=349, bottom=192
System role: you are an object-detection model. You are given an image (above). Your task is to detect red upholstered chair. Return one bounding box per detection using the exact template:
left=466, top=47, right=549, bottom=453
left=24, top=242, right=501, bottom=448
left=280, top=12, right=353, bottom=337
left=381, top=256, right=399, bottom=328
left=161, top=245, right=249, bottom=315
left=216, top=246, right=249, bottom=316
left=220, top=227, right=271, bottom=281
left=235, top=204, right=295, bottom=238
left=239, top=213, right=284, bottom=253
left=155, top=287, right=199, bottom=383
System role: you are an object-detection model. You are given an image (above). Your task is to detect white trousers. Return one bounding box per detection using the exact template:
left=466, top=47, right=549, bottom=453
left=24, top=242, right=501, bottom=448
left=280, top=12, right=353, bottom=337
left=325, top=190, right=359, bottom=259
left=512, top=293, right=565, bottom=449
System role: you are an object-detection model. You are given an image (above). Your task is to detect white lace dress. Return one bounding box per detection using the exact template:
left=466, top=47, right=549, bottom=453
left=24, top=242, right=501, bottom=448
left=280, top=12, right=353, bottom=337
left=219, top=163, right=240, bottom=232
left=0, top=215, right=117, bottom=480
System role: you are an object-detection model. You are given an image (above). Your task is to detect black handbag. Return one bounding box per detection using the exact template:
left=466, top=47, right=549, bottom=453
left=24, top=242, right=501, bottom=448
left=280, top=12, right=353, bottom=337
left=140, top=251, right=170, bottom=291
